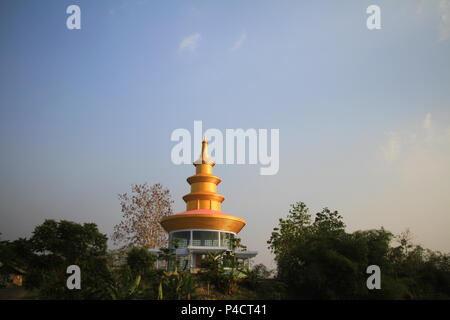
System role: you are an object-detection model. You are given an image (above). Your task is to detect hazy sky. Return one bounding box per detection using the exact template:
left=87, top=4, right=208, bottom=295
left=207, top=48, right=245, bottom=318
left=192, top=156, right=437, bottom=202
left=1, top=0, right=449, bottom=268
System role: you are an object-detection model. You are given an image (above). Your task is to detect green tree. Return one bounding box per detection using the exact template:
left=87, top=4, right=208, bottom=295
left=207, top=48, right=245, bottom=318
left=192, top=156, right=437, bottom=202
left=107, top=266, right=142, bottom=300
left=268, top=202, right=450, bottom=299
left=198, top=251, right=225, bottom=297
left=126, top=247, right=156, bottom=276
left=268, top=203, right=387, bottom=298
left=242, top=263, right=273, bottom=290
left=25, top=219, right=112, bottom=299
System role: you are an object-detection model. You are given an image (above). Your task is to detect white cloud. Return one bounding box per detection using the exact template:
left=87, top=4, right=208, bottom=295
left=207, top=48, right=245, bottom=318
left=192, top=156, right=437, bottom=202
left=438, top=0, right=450, bottom=41
left=230, top=32, right=247, bottom=52
left=179, top=33, right=201, bottom=52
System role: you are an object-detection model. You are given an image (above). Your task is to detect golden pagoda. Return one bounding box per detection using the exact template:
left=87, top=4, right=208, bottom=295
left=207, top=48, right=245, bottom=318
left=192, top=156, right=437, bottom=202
left=159, top=135, right=256, bottom=269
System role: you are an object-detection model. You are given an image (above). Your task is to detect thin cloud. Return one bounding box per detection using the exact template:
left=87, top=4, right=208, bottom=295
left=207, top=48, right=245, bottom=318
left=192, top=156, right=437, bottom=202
left=382, top=132, right=401, bottom=164
left=423, top=112, right=433, bottom=142
left=415, top=0, right=450, bottom=41
left=230, top=32, right=247, bottom=52
left=438, top=0, right=450, bottom=41
left=380, top=113, right=449, bottom=166
left=179, top=33, right=201, bottom=52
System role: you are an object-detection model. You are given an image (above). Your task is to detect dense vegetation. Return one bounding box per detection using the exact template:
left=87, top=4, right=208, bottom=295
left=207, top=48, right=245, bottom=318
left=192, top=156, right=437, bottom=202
left=268, top=202, right=450, bottom=299
left=1, top=201, right=449, bottom=299
left=0, top=220, right=275, bottom=299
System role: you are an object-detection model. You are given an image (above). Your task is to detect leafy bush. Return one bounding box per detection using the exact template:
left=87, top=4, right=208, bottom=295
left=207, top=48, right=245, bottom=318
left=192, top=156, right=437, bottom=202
left=268, top=202, right=450, bottom=299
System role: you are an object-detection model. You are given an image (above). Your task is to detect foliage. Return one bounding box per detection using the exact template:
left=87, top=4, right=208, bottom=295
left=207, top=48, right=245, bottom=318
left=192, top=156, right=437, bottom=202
left=197, top=238, right=248, bottom=296
left=159, top=247, right=176, bottom=271
left=112, top=183, right=174, bottom=249
left=198, top=251, right=226, bottom=297
left=241, top=263, right=273, bottom=290
left=0, top=237, right=31, bottom=271
left=160, top=271, right=197, bottom=300
left=126, top=247, right=156, bottom=276
left=119, top=242, right=197, bottom=300
left=107, top=266, right=142, bottom=300
left=3, top=200, right=448, bottom=300
left=268, top=202, right=450, bottom=299
left=14, top=220, right=113, bottom=299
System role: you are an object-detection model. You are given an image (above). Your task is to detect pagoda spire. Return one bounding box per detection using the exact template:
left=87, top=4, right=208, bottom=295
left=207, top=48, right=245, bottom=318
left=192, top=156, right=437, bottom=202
left=183, top=135, right=224, bottom=211
left=160, top=138, right=246, bottom=235
left=194, top=134, right=214, bottom=166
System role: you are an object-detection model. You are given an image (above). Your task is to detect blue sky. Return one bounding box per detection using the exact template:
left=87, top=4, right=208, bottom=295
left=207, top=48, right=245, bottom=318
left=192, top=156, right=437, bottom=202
left=1, top=0, right=450, bottom=268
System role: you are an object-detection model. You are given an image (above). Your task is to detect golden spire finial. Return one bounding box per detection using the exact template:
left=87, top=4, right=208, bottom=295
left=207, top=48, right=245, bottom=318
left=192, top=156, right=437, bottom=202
left=184, top=137, right=223, bottom=211
left=195, top=133, right=214, bottom=166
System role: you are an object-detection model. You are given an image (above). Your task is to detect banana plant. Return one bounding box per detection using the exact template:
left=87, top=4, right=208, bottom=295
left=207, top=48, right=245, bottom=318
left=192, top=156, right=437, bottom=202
left=108, top=274, right=141, bottom=300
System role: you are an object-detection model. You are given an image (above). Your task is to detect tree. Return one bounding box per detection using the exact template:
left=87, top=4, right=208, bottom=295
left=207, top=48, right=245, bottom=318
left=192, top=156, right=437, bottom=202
left=197, top=238, right=247, bottom=296
left=198, top=251, right=225, bottom=297
left=25, top=219, right=112, bottom=299
left=242, top=263, right=273, bottom=290
left=107, top=268, right=142, bottom=300
left=112, top=183, right=174, bottom=249
left=268, top=202, right=450, bottom=299
left=126, top=247, right=156, bottom=276
left=0, top=237, right=32, bottom=271
left=225, top=237, right=246, bottom=294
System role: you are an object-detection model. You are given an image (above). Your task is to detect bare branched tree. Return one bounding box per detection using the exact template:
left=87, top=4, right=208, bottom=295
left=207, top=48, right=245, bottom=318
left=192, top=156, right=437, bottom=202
left=112, top=183, right=174, bottom=249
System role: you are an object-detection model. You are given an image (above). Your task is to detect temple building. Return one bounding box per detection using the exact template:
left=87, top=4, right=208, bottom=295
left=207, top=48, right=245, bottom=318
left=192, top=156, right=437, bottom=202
left=154, top=136, right=257, bottom=271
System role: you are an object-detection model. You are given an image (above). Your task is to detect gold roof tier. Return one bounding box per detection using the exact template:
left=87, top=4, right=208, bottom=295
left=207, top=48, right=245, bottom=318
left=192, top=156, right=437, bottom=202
left=183, top=135, right=225, bottom=212
left=160, top=135, right=246, bottom=234
left=160, top=209, right=246, bottom=234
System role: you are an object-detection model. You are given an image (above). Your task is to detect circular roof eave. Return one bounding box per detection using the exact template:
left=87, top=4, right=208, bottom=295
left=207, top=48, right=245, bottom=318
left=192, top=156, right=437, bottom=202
left=160, top=210, right=246, bottom=234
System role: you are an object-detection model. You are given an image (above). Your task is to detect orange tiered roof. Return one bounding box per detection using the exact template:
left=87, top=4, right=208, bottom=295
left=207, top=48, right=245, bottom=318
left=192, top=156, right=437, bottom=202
left=160, top=136, right=246, bottom=234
